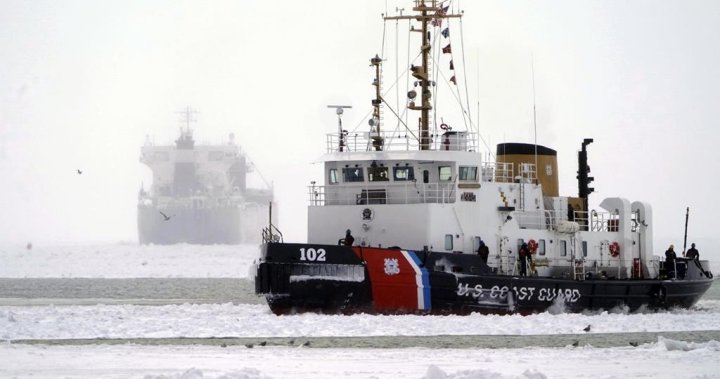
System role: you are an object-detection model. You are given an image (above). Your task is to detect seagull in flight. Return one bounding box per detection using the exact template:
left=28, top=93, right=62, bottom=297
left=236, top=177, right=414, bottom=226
left=159, top=211, right=174, bottom=221
left=77, top=169, right=83, bottom=175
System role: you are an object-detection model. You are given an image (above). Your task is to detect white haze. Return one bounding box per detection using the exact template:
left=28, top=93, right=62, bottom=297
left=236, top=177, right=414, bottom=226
left=2, top=1, right=720, bottom=259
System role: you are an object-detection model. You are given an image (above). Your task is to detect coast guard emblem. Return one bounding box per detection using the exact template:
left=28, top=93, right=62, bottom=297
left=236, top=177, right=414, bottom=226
left=384, top=258, right=400, bottom=275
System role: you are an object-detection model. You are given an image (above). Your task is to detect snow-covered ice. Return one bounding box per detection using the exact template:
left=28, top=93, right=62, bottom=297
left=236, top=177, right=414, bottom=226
left=2, top=302, right=720, bottom=340
left=1, top=243, right=719, bottom=378
left=2, top=337, right=719, bottom=379
left=0, top=243, right=258, bottom=278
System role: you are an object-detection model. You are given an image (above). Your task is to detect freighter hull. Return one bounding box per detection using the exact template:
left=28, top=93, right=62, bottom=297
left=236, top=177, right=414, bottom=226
left=138, top=204, right=261, bottom=245
left=255, top=243, right=714, bottom=315
left=138, top=120, right=274, bottom=245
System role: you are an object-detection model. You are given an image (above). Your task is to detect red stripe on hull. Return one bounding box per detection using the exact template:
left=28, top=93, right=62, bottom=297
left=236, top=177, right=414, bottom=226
left=354, top=247, right=419, bottom=312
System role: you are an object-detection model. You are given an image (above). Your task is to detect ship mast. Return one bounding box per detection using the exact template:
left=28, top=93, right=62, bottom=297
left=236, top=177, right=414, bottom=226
left=370, top=55, right=384, bottom=151
left=176, top=106, right=197, bottom=149
left=384, top=0, right=461, bottom=150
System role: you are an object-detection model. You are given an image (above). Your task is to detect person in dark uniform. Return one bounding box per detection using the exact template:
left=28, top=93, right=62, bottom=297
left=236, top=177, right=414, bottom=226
left=567, top=203, right=575, bottom=221
left=685, top=243, right=699, bottom=260
left=477, top=239, right=490, bottom=263
left=518, top=243, right=530, bottom=277
left=341, top=229, right=355, bottom=246
left=665, top=244, right=677, bottom=278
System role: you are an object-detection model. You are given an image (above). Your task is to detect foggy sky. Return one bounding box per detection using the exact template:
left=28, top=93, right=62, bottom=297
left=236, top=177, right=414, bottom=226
left=2, top=0, right=719, bottom=253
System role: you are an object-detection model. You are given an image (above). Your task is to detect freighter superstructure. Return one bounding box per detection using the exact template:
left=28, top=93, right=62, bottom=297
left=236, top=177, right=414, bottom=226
left=138, top=112, right=274, bottom=244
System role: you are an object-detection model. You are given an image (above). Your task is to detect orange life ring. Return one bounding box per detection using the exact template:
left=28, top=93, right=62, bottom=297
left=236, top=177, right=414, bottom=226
left=609, top=241, right=620, bottom=257
left=527, top=239, right=538, bottom=254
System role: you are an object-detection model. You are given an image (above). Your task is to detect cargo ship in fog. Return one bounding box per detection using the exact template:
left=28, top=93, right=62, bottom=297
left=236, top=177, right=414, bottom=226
left=138, top=111, right=275, bottom=244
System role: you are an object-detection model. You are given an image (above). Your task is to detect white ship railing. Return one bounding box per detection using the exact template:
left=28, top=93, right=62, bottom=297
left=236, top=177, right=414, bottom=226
left=572, top=211, right=619, bottom=232
left=309, top=182, right=457, bottom=206
left=514, top=209, right=618, bottom=232
left=498, top=255, right=658, bottom=279
left=326, top=131, right=478, bottom=153
left=481, top=162, right=537, bottom=184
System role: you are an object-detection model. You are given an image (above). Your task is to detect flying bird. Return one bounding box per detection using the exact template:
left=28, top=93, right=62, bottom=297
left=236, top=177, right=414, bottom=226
left=159, top=211, right=174, bottom=221
left=77, top=169, right=82, bottom=175
left=583, top=325, right=591, bottom=332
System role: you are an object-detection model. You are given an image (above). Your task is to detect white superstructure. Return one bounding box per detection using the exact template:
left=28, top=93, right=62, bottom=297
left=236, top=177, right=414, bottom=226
left=308, top=129, right=657, bottom=280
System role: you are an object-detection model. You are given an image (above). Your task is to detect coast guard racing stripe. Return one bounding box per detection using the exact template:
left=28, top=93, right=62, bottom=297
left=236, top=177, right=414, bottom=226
left=403, top=250, right=431, bottom=310
left=360, top=247, right=431, bottom=312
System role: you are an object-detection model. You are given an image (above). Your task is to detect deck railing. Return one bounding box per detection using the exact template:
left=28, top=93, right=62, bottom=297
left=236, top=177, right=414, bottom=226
left=572, top=211, right=618, bottom=232
left=309, top=182, right=457, bottom=206
left=325, top=131, right=478, bottom=153
left=512, top=209, right=618, bottom=233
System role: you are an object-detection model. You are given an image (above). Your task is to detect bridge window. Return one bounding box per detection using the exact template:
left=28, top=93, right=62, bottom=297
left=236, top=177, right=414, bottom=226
left=393, top=167, right=415, bottom=181
left=343, top=167, right=364, bottom=182
left=439, top=166, right=452, bottom=181
left=329, top=169, right=339, bottom=184
left=459, top=166, right=478, bottom=181
left=368, top=166, right=389, bottom=182
left=560, top=240, right=567, bottom=256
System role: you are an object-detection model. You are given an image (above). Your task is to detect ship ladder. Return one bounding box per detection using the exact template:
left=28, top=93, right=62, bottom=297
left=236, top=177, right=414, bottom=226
left=573, top=258, right=586, bottom=281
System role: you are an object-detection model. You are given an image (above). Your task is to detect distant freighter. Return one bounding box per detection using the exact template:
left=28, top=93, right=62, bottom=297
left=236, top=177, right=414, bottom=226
left=138, top=113, right=274, bottom=245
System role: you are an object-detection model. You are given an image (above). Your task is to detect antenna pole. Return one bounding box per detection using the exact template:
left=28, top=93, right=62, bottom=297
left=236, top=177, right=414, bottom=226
left=531, top=54, right=538, bottom=183
left=385, top=0, right=461, bottom=151
left=176, top=106, right=198, bottom=133
left=683, top=207, right=689, bottom=254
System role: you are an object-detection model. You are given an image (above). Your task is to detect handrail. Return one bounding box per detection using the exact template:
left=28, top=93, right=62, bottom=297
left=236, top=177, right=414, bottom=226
left=309, top=182, right=457, bottom=206
left=262, top=224, right=283, bottom=243
left=326, top=131, right=478, bottom=153
left=572, top=211, right=618, bottom=232
left=480, top=162, right=536, bottom=184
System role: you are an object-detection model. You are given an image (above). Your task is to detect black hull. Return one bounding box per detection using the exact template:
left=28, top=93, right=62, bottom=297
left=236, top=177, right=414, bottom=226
left=255, top=243, right=714, bottom=315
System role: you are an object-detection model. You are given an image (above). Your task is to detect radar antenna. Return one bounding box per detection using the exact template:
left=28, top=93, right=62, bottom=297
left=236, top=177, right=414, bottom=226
left=327, top=105, right=352, bottom=152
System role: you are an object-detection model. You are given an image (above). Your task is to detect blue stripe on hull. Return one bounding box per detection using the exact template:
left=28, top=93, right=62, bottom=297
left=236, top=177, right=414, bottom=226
left=407, top=250, right=432, bottom=310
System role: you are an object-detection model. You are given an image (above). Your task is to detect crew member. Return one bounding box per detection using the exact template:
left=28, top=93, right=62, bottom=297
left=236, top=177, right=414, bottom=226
left=341, top=229, right=355, bottom=246
left=686, top=243, right=699, bottom=260
left=665, top=244, right=677, bottom=278
left=518, top=243, right=530, bottom=277
left=477, top=239, right=489, bottom=263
